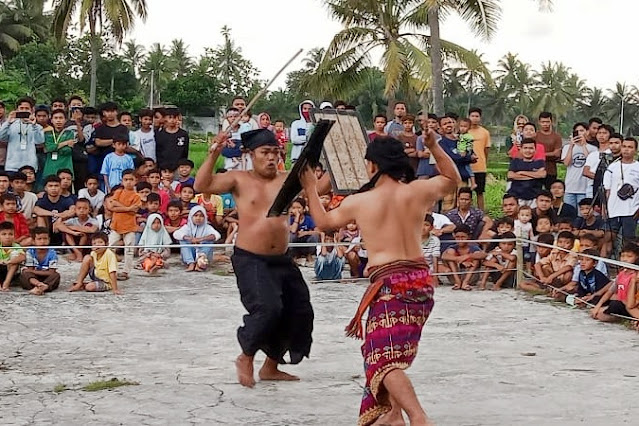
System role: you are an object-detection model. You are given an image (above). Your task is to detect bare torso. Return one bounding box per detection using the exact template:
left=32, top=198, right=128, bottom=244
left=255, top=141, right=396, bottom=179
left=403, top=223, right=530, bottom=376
left=346, top=179, right=428, bottom=270
left=231, top=171, right=290, bottom=255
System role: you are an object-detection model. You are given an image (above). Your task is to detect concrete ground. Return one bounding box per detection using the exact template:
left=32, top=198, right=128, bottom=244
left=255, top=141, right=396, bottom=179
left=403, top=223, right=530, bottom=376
left=1, top=258, right=638, bottom=426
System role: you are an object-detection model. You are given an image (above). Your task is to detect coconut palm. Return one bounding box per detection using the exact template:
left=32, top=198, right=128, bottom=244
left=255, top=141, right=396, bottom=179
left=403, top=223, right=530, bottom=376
left=606, top=82, right=638, bottom=135
left=457, top=49, right=493, bottom=114
left=9, top=0, right=50, bottom=42
left=0, top=2, right=33, bottom=70
left=531, top=61, right=585, bottom=122
left=208, top=26, right=258, bottom=98
left=577, top=87, right=608, bottom=122
left=495, top=52, right=534, bottom=114
left=140, top=43, right=169, bottom=105
left=168, top=38, right=193, bottom=78
left=122, top=39, right=145, bottom=76
left=52, top=0, right=148, bottom=105
left=319, top=0, right=490, bottom=105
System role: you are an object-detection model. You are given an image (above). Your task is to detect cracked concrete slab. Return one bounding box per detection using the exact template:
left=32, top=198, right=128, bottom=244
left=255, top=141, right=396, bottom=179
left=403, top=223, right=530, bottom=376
left=1, top=259, right=638, bottom=425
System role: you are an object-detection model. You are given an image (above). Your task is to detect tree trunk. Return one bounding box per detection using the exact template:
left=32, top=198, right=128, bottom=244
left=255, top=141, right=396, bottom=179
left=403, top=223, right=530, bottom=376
left=428, top=6, right=444, bottom=116
left=0, top=51, right=4, bottom=72
left=89, top=34, right=99, bottom=106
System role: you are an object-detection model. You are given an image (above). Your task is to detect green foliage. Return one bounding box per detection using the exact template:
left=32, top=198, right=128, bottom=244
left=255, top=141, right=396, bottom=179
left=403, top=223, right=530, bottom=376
left=82, top=378, right=139, bottom=392
left=53, top=384, right=67, bottom=393
left=0, top=71, right=29, bottom=104
left=165, top=71, right=222, bottom=116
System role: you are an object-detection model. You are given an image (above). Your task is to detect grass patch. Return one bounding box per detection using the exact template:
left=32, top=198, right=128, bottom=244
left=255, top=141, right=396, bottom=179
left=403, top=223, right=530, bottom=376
left=53, top=384, right=67, bottom=393
left=82, top=378, right=139, bottom=392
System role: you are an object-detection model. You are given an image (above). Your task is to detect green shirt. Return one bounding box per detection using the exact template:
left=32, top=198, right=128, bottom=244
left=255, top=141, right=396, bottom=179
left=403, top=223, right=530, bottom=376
left=0, top=243, right=24, bottom=263
left=43, top=128, right=75, bottom=178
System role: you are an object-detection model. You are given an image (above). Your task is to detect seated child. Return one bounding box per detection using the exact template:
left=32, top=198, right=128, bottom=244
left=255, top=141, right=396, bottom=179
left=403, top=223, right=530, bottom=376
left=165, top=201, right=187, bottom=235
left=174, top=158, right=195, bottom=193
left=20, top=227, right=61, bottom=295
left=194, top=192, right=224, bottom=228
left=520, top=232, right=554, bottom=291
left=138, top=213, right=172, bottom=274
left=421, top=214, right=440, bottom=286
left=77, top=174, right=106, bottom=216
left=442, top=224, right=487, bottom=290
left=314, top=231, right=345, bottom=281
left=552, top=233, right=607, bottom=301
left=69, top=232, right=120, bottom=294
left=591, top=243, right=639, bottom=322
left=556, top=217, right=579, bottom=251
left=147, top=168, right=170, bottom=213
left=574, top=248, right=611, bottom=305
left=480, top=232, right=517, bottom=291
left=10, top=172, right=38, bottom=226
left=178, top=184, right=197, bottom=218
left=520, top=231, right=576, bottom=292
left=160, top=166, right=178, bottom=197
left=55, top=198, right=99, bottom=261
left=572, top=198, right=604, bottom=241
left=486, top=216, right=514, bottom=252
left=338, top=220, right=361, bottom=278
left=0, top=194, right=32, bottom=246
left=173, top=206, right=221, bottom=272
left=0, top=222, right=26, bottom=291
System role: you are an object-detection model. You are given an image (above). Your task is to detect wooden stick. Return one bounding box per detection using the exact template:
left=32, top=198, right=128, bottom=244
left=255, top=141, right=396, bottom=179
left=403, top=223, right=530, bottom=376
left=223, top=48, right=303, bottom=134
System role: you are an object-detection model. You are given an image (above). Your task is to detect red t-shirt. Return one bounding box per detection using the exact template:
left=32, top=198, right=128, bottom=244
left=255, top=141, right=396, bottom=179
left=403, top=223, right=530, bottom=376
left=0, top=212, right=29, bottom=239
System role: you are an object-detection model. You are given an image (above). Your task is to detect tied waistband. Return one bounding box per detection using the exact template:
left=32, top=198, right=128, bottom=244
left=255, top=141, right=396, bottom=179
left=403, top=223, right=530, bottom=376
left=345, top=258, right=430, bottom=340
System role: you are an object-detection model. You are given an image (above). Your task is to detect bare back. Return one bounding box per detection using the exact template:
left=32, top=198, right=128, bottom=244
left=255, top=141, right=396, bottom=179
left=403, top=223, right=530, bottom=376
left=231, top=171, right=290, bottom=255
left=345, top=179, right=430, bottom=269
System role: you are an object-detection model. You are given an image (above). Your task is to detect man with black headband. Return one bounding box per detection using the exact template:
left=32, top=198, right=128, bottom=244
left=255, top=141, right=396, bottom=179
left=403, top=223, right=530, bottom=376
left=301, top=131, right=460, bottom=426
left=195, top=128, right=329, bottom=388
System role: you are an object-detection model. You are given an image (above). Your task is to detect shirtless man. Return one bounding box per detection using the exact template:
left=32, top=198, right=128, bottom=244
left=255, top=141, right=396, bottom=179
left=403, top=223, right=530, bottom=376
left=301, top=131, right=460, bottom=426
left=195, top=128, right=322, bottom=388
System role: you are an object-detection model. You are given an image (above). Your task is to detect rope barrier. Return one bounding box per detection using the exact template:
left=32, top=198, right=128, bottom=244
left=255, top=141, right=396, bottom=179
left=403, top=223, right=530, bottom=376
left=308, top=268, right=518, bottom=284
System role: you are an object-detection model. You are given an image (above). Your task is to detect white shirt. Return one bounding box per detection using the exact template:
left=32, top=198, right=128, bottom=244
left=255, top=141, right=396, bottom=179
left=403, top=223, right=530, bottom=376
left=432, top=212, right=453, bottom=230
left=514, top=220, right=533, bottom=246
left=603, top=160, right=639, bottom=218
left=561, top=143, right=597, bottom=194
left=77, top=188, right=106, bottom=212
left=18, top=191, right=38, bottom=220
left=134, top=128, right=156, bottom=161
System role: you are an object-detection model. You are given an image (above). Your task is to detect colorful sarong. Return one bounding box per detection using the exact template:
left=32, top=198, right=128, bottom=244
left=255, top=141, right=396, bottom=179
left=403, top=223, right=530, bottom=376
left=346, top=259, right=434, bottom=426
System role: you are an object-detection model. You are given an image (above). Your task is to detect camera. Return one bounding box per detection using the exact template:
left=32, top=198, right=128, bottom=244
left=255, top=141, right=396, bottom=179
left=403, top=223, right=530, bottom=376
left=15, top=111, right=30, bottom=119
left=601, top=152, right=614, bottom=163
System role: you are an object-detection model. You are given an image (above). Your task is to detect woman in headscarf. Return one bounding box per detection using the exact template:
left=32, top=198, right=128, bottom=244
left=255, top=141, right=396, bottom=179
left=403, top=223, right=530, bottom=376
left=256, top=112, right=274, bottom=132
left=138, top=213, right=172, bottom=274
left=173, top=206, right=221, bottom=272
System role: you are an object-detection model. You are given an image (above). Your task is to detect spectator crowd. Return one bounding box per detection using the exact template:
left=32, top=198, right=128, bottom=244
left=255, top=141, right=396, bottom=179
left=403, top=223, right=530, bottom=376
left=0, top=95, right=638, bottom=328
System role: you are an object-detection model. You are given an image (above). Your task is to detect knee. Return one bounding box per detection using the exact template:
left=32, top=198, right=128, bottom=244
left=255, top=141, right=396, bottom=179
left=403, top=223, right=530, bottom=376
left=82, top=255, right=92, bottom=265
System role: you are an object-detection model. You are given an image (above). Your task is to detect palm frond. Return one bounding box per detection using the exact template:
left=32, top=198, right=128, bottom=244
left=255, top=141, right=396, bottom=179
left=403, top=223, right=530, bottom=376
left=452, top=0, right=501, bottom=40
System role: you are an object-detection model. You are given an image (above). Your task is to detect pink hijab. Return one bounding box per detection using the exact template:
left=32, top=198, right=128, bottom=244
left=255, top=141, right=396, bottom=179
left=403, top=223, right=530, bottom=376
left=257, top=112, right=274, bottom=132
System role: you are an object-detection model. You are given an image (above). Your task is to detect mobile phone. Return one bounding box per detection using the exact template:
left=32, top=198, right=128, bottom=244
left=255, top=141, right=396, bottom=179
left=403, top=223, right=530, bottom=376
left=572, top=130, right=579, bottom=138
left=16, top=111, right=30, bottom=119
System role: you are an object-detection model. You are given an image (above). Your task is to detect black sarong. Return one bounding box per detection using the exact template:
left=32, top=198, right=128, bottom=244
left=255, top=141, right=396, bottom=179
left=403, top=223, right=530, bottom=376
left=231, top=247, right=314, bottom=364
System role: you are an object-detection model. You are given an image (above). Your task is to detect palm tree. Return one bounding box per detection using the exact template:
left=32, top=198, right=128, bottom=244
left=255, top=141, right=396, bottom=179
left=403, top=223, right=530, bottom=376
left=10, top=0, right=50, bottom=42
left=140, top=43, right=169, bottom=105
left=495, top=52, right=534, bottom=114
left=0, top=2, right=33, bottom=70
left=122, top=39, right=145, bottom=76
left=319, top=0, right=489, bottom=105
left=457, top=49, right=493, bottom=114
left=209, top=26, right=258, bottom=98
left=302, top=47, right=325, bottom=71
left=168, top=39, right=193, bottom=78
left=52, top=0, right=148, bottom=105
left=606, top=82, right=637, bottom=134
left=577, top=87, right=608, bottom=122
left=531, top=61, right=585, bottom=123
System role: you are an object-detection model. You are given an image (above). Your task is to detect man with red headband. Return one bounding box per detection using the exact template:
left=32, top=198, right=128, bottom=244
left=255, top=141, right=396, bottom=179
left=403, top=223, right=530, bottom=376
left=301, top=131, right=460, bottom=426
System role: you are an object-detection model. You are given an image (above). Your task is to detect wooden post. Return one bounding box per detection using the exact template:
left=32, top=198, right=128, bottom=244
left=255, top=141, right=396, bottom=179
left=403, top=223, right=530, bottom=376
left=516, top=237, right=524, bottom=289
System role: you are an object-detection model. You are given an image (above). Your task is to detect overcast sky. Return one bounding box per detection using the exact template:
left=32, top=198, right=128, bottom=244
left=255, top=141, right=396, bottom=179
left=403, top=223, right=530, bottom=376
left=125, top=0, right=637, bottom=92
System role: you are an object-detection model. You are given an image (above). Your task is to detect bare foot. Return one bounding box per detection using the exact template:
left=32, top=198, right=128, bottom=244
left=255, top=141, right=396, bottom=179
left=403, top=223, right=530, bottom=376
left=258, top=358, right=299, bottom=382
left=66, top=253, right=77, bottom=262
left=235, top=354, right=256, bottom=388
left=185, top=263, right=196, bottom=272
left=372, top=411, right=406, bottom=426
left=68, top=283, right=84, bottom=292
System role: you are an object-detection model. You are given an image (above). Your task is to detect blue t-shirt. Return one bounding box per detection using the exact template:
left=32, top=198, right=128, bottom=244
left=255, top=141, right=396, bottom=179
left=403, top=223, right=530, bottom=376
left=100, top=152, right=135, bottom=188
left=221, top=193, right=235, bottom=209
left=25, top=248, right=58, bottom=270
left=439, top=137, right=472, bottom=180
left=577, top=268, right=609, bottom=297
left=508, top=158, right=545, bottom=200
left=290, top=214, right=316, bottom=232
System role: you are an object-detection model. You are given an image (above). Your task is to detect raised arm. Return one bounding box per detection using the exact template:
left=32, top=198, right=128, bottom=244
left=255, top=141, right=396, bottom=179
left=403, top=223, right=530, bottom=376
left=300, top=166, right=355, bottom=231
left=194, top=133, right=238, bottom=195
left=413, top=130, right=461, bottom=203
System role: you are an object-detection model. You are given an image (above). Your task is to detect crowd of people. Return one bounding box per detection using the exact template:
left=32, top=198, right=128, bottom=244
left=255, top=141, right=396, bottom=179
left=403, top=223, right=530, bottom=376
left=0, top=94, right=638, bottom=326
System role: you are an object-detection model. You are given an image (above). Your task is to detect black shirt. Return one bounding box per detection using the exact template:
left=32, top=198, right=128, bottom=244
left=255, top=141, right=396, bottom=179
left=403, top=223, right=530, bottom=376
left=577, top=268, right=609, bottom=297
left=572, top=216, right=604, bottom=231
left=509, top=158, right=545, bottom=200
left=88, top=123, right=127, bottom=156
left=553, top=202, right=578, bottom=220
left=155, top=128, right=189, bottom=170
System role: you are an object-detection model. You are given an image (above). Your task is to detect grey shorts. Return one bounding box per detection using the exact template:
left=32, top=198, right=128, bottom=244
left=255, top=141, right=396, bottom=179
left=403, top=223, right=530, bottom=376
left=88, top=267, right=112, bottom=292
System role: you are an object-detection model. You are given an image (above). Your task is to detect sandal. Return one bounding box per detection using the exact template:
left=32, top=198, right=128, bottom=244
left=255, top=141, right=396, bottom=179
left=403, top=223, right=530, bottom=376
left=461, top=285, right=473, bottom=291
left=452, top=285, right=462, bottom=290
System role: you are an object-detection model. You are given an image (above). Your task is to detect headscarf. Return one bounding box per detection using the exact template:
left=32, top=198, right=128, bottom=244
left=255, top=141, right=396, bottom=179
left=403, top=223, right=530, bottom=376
left=358, top=136, right=415, bottom=193
left=256, top=112, right=273, bottom=131
left=173, top=206, right=221, bottom=240
left=139, top=213, right=173, bottom=252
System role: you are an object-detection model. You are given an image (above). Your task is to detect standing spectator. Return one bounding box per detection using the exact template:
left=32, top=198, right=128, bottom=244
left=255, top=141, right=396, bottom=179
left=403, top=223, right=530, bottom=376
left=51, top=97, right=66, bottom=111
left=398, top=114, right=419, bottom=174
left=535, top=112, right=563, bottom=189
left=221, top=96, right=259, bottom=130
left=561, top=122, right=597, bottom=209
left=585, top=117, right=603, bottom=147
left=0, top=97, right=44, bottom=173
left=504, top=114, right=528, bottom=153
left=549, top=180, right=578, bottom=220
left=64, top=96, right=89, bottom=191
left=438, top=115, right=471, bottom=211
left=100, top=129, right=135, bottom=193
left=134, top=108, right=156, bottom=161
left=421, top=214, right=440, bottom=286
left=603, top=137, right=639, bottom=244
left=468, top=107, right=491, bottom=211
left=384, top=101, right=408, bottom=138
left=290, top=100, right=315, bottom=163
left=153, top=107, right=165, bottom=131
left=155, top=108, right=189, bottom=171
left=43, top=109, right=76, bottom=179
left=108, top=170, right=141, bottom=281
left=507, top=139, right=546, bottom=206
left=446, top=187, right=491, bottom=240
left=273, top=119, right=289, bottom=170
left=415, top=130, right=437, bottom=180
left=368, top=114, right=387, bottom=143
left=256, top=112, right=273, bottom=131
left=457, top=118, right=477, bottom=190
left=86, top=102, right=123, bottom=177
left=19, top=227, right=60, bottom=295
left=77, top=175, right=105, bottom=216
left=508, top=123, right=546, bottom=161
left=583, top=125, right=616, bottom=201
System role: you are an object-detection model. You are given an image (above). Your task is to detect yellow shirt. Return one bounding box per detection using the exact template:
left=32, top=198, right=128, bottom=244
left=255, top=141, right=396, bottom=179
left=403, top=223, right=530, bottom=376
left=91, top=249, right=118, bottom=282
left=469, top=126, right=491, bottom=173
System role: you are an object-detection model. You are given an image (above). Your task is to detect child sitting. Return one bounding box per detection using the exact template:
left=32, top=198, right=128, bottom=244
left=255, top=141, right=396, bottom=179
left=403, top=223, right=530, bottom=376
left=55, top=198, right=99, bottom=261
left=20, top=227, right=60, bottom=295
left=421, top=214, right=440, bottom=286
left=442, top=224, right=487, bottom=290
left=0, top=194, right=32, bottom=246
left=0, top=222, right=26, bottom=291
left=591, top=243, right=639, bottom=322
left=338, top=220, right=361, bottom=278
left=138, top=213, right=172, bottom=274
left=521, top=231, right=576, bottom=292
left=178, top=184, right=197, bottom=218
left=173, top=206, right=221, bottom=272
left=480, top=232, right=517, bottom=290
left=10, top=172, right=38, bottom=226
left=514, top=205, right=533, bottom=264
left=574, top=248, right=611, bottom=305
left=77, top=175, right=106, bottom=217
left=69, top=232, right=120, bottom=294
left=314, top=231, right=345, bottom=281
left=174, top=158, right=195, bottom=193
left=194, top=192, right=224, bottom=228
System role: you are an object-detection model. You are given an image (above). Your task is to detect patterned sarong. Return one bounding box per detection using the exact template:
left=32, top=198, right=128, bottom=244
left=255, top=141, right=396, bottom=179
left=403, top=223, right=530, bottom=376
left=345, top=259, right=434, bottom=426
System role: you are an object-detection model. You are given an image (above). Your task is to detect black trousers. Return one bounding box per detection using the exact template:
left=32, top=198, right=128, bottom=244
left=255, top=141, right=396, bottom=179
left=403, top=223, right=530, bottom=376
left=231, top=247, right=314, bottom=364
